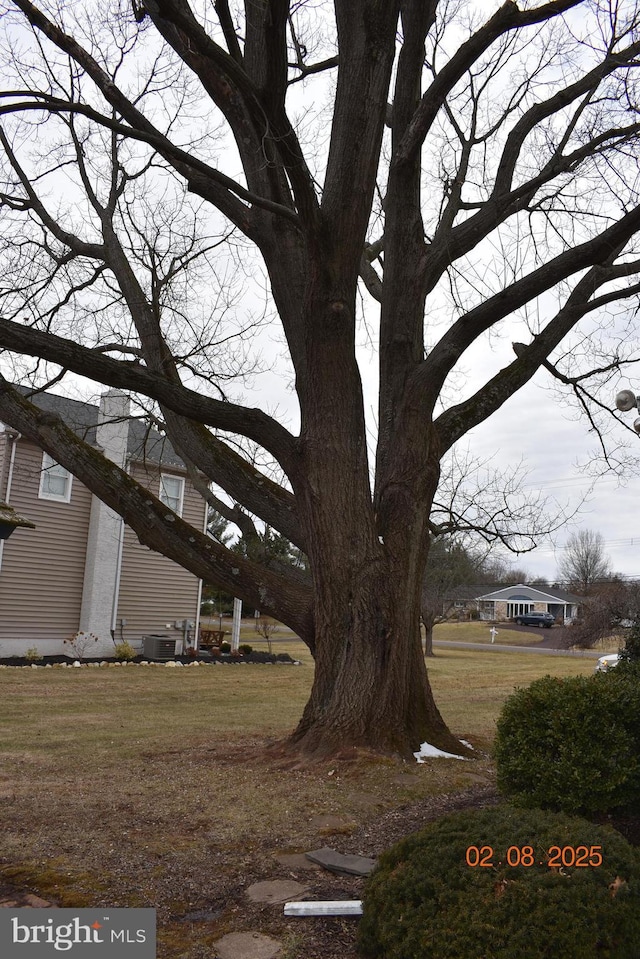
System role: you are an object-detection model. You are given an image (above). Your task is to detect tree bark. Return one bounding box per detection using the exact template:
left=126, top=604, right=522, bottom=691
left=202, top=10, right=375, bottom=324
left=422, top=614, right=436, bottom=658
left=289, top=545, right=463, bottom=759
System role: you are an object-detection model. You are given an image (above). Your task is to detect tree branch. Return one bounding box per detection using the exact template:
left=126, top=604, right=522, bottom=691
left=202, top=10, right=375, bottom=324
left=0, top=315, right=298, bottom=472
left=394, top=0, right=585, bottom=168
left=214, top=0, right=243, bottom=65
left=418, top=203, right=640, bottom=410
left=0, top=93, right=299, bottom=232
left=434, top=257, right=640, bottom=452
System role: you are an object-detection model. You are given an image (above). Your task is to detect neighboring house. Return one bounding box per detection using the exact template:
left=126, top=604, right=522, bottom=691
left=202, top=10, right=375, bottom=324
left=447, top=583, right=582, bottom=624
left=0, top=388, right=208, bottom=658
left=476, top=584, right=582, bottom=624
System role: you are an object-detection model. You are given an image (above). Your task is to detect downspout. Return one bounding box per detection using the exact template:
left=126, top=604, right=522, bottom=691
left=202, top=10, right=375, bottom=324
left=0, top=432, right=20, bottom=571
left=110, top=515, right=126, bottom=642
left=110, top=444, right=132, bottom=645
left=192, top=496, right=209, bottom=653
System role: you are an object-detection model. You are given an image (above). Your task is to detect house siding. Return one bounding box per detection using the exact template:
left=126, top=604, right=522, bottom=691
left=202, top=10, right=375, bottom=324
left=115, top=463, right=205, bottom=651
left=0, top=438, right=92, bottom=652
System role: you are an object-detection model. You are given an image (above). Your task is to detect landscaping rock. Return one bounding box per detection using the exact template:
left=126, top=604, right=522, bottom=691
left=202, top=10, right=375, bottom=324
left=305, top=846, right=377, bottom=876
left=245, top=879, right=308, bottom=905
left=214, top=931, right=282, bottom=959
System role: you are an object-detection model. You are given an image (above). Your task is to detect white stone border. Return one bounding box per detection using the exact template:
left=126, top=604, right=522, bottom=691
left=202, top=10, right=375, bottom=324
left=0, top=659, right=302, bottom=669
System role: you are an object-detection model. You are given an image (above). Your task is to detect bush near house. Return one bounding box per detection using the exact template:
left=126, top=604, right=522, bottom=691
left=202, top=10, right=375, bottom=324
left=358, top=806, right=640, bottom=959
left=114, top=641, right=137, bottom=661
left=494, top=667, right=640, bottom=815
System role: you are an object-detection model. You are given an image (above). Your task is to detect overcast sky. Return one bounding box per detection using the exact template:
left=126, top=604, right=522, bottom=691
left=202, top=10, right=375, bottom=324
left=462, top=373, right=640, bottom=583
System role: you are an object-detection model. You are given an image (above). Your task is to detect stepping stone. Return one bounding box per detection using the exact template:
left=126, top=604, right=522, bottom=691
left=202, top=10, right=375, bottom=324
left=214, top=931, right=282, bottom=959
left=0, top=893, right=54, bottom=908
left=245, top=879, right=308, bottom=905
left=23, top=894, right=54, bottom=908
left=305, top=846, right=377, bottom=876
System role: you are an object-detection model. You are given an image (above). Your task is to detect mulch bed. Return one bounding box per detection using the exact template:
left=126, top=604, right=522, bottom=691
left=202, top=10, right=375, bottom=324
left=0, top=652, right=296, bottom=667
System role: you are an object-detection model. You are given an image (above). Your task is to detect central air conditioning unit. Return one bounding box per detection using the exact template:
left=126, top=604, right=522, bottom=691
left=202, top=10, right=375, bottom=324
left=142, top=634, right=176, bottom=660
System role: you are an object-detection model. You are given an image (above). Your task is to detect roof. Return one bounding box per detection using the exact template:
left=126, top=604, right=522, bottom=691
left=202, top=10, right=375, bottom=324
left=17, top=386, right=99, bottom=444
left=127, top=419, right=186, bottom=469
left=14, top=386, right=185, bottom=469
left=476, top=583, right=584, bottom=604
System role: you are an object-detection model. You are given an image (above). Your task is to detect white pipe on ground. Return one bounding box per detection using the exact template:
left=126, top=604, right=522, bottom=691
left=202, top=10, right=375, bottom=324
left=284, top=901, right=363, bottom=917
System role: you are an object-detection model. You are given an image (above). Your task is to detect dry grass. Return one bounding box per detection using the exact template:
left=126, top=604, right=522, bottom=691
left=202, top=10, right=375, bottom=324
left=426, top=646, right=595, bottom=744
left=0, top=646, right=597, bottom=957
left=432, top=621, right=546, bottom=644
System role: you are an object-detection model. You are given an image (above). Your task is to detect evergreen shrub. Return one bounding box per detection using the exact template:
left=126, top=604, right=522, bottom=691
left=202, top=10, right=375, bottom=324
left=620, top=621, right=640, bottom=664
left=494, top=670, right=640, bottom=814
left=358, top=806, right=640, bottom=959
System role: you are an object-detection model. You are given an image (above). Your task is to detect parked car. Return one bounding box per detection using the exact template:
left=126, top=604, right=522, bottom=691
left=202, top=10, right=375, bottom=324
left=513, top=611, right=555, bottom=628
left=595, top=653, right=620, bottom=672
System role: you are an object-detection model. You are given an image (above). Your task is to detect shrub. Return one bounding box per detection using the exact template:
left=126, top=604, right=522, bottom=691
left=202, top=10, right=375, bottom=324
left=494, top=671, right=640, bottom=814
left=220, top=641, right=231, bottom=653
left=620, top=620, right=640, bottom=664
left=359, top=805, right=640, bottom=959
left=238, top=643, right=253, bottom=654
left=63, top=631, right=99, bottom=660
left=25, top=646, right=42, bottom=663
left=114, top=641, right=137, bottom=662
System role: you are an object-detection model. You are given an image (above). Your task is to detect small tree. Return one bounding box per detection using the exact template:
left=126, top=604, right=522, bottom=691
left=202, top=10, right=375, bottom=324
left=255, top=616, right=278, bottom=655
left=63, top=631, right=99, bottom=661
left=420, top=538, right=489, bottom=656
left=564, top=580, right=640, bottom=649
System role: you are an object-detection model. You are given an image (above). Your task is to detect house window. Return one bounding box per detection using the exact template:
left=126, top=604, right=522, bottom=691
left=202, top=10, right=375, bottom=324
left=159, top=473, right=184, bottom=516
left=39, top=453, right=72, bottom=503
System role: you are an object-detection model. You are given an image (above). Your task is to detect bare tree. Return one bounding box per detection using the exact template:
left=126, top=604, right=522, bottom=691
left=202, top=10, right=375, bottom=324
left=1, top=2, right=640, bottom=759
left=558, top=529, right=612, bottom=594
left=420, top=537, right=489, bottom=656
left=564, top=578, right=640, bottom=647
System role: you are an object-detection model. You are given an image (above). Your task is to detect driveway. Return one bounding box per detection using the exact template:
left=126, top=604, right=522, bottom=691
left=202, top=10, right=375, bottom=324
left=497, top=622, right=569, bottom=649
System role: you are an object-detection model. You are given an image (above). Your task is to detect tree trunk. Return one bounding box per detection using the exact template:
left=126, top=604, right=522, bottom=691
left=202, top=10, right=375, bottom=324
left=422, top=612, right=436, bottom=658
left=288, top=556, right=464, bottom=759
left=287, top=371, right=466, bottom=759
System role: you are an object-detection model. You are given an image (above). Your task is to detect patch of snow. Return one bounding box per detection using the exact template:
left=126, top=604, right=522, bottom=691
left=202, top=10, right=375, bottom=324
left=413, top=741, right=470, bottom=763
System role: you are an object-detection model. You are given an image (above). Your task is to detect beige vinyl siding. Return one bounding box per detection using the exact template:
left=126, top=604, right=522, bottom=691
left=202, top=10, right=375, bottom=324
left=0, top=439, right=92, bottom=648
left=115, top=463, right=205, bottom=646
